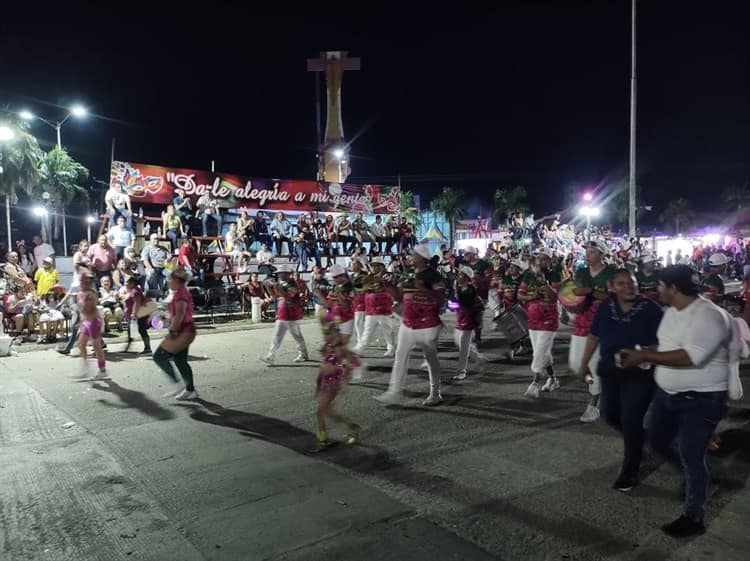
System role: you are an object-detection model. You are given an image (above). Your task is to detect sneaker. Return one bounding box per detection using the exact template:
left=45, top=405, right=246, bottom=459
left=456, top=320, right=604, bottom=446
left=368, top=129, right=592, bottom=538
left=92, top=370, right=110, bottom=381
left=56, top=348, right=71, bottom=355
left=661, top=515, right=705, bottom=538
left=422, top=393, right=444, bottom=406
left=139, top=348, right=152, bottom=355
left=452, top=371, right=467, bottom=381
left=294, top=354, right=309, bottom=363
left=382, top=349, right=395, bottom=358
left=612, top=474, right=638, bottom=492
left=374, top=391, right=405, bottom=405
left=541, top=377, right=560, bottom=392
left=259, top=354, right=274, bottom=365
left=524, top=382, right=541, bottom=399
left=419, top=360, right=429, bottom=371
left=580, top=404, right=600, bottom=423
left=345, top=423, right=361, bottom=445
left=175, top=389, right=198, bottom=401
left=308, top=440, right=334, bottom=453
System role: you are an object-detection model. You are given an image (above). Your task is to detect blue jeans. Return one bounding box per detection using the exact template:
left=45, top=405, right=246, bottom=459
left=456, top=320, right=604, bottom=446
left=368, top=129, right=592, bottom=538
left=201, top=213, right=223, bottom=237
left=599, top=369, right=656, bottom=480
left=648, top=388, right=728, bottom=521
left=166, top=229, right=180, bottom=250
left=110, top=208, right=132, bottom=230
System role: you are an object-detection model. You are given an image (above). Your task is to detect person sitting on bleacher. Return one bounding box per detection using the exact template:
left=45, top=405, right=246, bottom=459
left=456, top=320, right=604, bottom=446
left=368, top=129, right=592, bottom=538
left=237, top=211, right=256, bottom=250
left=196, top=191, right=223, bottom=237
left=162, top=205, right=187, bottom=251
left=270, top=212, right=293, bottom=256
left=294, top=225, right=321, bottom=272
left=256, top=242, right=275, bottom=275
left=141, top=233, right=169, bottom=296
left=178, top=238, right=203, bottom=284
left=254, top=211, right=273, bottom=249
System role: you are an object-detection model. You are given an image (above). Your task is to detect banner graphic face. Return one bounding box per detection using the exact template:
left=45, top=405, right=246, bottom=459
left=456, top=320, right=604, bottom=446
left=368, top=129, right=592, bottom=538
left=110, top=161, right=399, bottom=215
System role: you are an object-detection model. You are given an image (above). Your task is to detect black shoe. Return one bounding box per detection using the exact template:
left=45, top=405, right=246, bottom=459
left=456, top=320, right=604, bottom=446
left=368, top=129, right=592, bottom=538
left=56, top=348, right=71, bottom=355
left=139, top=349, right=152, bottom=355
left=612, top=474, right=638, bottom=492
left=661, top=515, right=705, bottom=538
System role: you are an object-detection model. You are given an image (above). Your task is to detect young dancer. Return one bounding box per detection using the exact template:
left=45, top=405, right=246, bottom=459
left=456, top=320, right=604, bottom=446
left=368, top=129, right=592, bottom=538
left=77, top=269, right=108, bottom=380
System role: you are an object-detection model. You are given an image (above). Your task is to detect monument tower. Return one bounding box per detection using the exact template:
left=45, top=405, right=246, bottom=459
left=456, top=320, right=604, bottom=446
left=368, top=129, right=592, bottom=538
left=307, top=51, right=360, bottom=183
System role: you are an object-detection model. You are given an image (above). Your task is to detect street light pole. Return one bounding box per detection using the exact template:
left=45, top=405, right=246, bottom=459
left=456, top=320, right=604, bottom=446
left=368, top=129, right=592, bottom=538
left=628, top=0, right=638, bottom=238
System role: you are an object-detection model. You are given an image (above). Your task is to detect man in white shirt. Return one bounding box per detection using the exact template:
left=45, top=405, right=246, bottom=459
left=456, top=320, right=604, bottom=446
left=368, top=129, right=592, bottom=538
left=621, top=265, right=730, bottom=538
left=196, top=192, right=223, bottom=237
left=256, top=242, right=275, bottom=275
left=370, top=215, right=388, bottom=254
left=106, top=216, right=135, bottom=259
left=32, top=235, right=55, bottom=269
left=105, top=181, right=133, bottom=229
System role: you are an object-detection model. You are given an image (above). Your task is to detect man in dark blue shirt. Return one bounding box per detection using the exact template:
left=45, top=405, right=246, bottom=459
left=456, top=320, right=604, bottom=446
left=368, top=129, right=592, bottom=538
left=579, top=268, right=663, bottom=491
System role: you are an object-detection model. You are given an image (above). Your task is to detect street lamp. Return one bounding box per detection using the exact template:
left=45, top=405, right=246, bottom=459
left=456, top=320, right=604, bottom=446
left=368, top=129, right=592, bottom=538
left=579, top=205, right=601, bottom=238
left=20, top=104, right=87, bottom=148
left=582, top=192, right=593, bottom=202
left=86, top=215, right=97, bottom=243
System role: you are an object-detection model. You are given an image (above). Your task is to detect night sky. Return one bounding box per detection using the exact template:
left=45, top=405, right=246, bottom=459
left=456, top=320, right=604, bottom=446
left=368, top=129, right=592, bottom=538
left=2, top=1, right=750, bottom=228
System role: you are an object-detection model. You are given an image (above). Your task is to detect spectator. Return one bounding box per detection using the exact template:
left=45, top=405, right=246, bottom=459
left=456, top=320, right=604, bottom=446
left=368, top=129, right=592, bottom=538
left=254, top=211, right=273, bottom=248
left=294, top=226, right=321, bottom=272
left=17, top=241, right=36, bottom=276
left=113, top=259, right=134, bottom=290
left=352, top=212, right=373, bottom=251
left=106, top=216, right=135, bottom=259
left=240, top=272, right=270, bottom=317
left=105, top=180, right=133, bottom=229
left=32, top=235, right=55, bottom=269
left=178, top=238, right=202, bottom=283
left=87, top=235, right=117, bottom=283
left=309, top=265, right=331, bottom=314
left=141, top=233, right=169, bottom=294
left=385, top=215, right=398, bottom=252
left=196, top=191, right=223, bottom=236
left=162, top=204, right=186, bottom=251
left=172, top=188, right=192, bottom=222
left=73, top=240, right=90, bottom=271
left=34, top=257, right=59, bottom=296
left=336, top=214, right=354, bottom=255
left=270, top=211, right=293, bottom=256
left=370, top=215, right=388, bottom=254
left=256, top=242, right=275, bottom=275
left=99, top=275, right=124, bottom=333
left=237, top=211, right=256, bottom=250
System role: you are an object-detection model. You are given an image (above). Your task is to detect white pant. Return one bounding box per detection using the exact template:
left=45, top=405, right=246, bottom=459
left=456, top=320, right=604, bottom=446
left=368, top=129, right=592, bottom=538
left=387, top=324, right=442, bottom=395
left=529, top=329, right=556, bottom=374
left=454, top=328, right=480, bottom=375
left=355, top=314, right=396, bottom=352
left=354, top=311, right=366, bottom=344
left=487, top=288, right=501, bottom=316
left=569, top=334, right=601, bottom=396
left=267, top=320, right=308, bottom=358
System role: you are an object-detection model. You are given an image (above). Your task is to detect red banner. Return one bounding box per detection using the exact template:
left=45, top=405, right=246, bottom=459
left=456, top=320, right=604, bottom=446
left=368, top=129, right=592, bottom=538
left=110, top=161, right=400, bottom=215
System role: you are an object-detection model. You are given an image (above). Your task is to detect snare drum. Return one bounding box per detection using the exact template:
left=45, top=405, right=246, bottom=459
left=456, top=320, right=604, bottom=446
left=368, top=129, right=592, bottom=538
left=497, top=304, right=528, bottom=344
left=558, top=279, right=589, bottom=314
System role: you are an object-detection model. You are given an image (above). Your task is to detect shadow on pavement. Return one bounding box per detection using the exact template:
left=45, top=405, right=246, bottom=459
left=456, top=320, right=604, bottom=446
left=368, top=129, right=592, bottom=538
left=92, top=380, right=176, bottom=421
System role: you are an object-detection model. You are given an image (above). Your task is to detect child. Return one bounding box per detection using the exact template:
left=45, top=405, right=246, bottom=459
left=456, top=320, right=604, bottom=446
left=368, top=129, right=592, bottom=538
left=37, top=292, right=65, bottom=343
left=123, top=277, right=152, bottom=354
left=453, top=265, right=484, bottom=380
left=311, top=313, right=361, bottom=453
left=77, top=269, right=108, bottom=379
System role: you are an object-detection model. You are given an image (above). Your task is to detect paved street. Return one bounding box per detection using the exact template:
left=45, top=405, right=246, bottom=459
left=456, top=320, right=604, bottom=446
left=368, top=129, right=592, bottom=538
left=2, top=318, right=750, bottom=561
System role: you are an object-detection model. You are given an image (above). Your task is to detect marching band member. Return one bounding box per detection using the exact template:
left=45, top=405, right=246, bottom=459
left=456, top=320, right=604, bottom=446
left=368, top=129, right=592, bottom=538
left=462, top=246, right=492, bottom=347
left=352, top=257, right=397, bottom=357
left=569, top=238, right=616, bottom=422
left=260, top=265, right=309, bottom=365
left=452, top=265, right=484, bottom=381
left=519, top=247, right=562, bottom=397
left=350, top=257, right=368, bottom=344
left=322, top=264, right=356, bottom=344
left=636, top=253, right=660, bottom=300
left=376, top=245, right=446, bottom=406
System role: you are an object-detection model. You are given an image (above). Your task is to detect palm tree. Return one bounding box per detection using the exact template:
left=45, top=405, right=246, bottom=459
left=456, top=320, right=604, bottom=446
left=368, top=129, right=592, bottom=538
left=35, top=146, right=89, bottom=247
left=721, top=182, right=750, bottom=212
left=0, top=111, right=43, bottom=247
left=399, top=190, right=421, bottom=227
left=660, top=198, right=695, bottom=234
left=493, top=186, right=529, bottom=224
left=430, top=187, right=468, bottom=248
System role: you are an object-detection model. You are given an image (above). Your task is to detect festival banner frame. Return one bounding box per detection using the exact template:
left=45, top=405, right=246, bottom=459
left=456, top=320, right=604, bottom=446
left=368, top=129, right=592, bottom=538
left=110, top=161, right=400, bottom=215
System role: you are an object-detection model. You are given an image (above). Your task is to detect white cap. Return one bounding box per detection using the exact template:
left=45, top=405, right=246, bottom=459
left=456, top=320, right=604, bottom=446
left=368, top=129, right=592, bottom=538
left=412, top=244, right=432, bottom=260
left=458, top=265, right=474, bottom=279
left=585, top=238, right=609, bottom=255
left=640, top=253, right=658, bottom=264
left=43, top=257, right=54, bottom=264
left=370, top=257, right=386, bottom=266
left=328, top=264, right=347, bottom=278
left=510, top=259, right=526, bottom=270
left=534, top=247, right=553, bottom=259
left=355, top=255, right=368, bottom=267
left=708, top=253, right=730, bottom=266
left=464, top=246, right=478, bottom=255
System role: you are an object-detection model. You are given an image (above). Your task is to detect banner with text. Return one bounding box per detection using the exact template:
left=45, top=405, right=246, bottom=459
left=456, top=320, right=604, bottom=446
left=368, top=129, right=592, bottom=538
left=110, top=161, right=400, bottom=215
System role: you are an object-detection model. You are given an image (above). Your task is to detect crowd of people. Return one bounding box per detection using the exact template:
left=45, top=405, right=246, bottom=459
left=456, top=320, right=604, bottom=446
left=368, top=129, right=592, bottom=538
left=3, top=189, right=749, bottom=539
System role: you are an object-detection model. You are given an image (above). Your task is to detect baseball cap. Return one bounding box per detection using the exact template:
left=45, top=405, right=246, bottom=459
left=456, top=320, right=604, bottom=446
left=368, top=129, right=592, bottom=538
left=412, top=244, right=433, bottom=260
left=459, top=265, right=474, bottom=279
left=327, top=264, right=347, bottom=278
